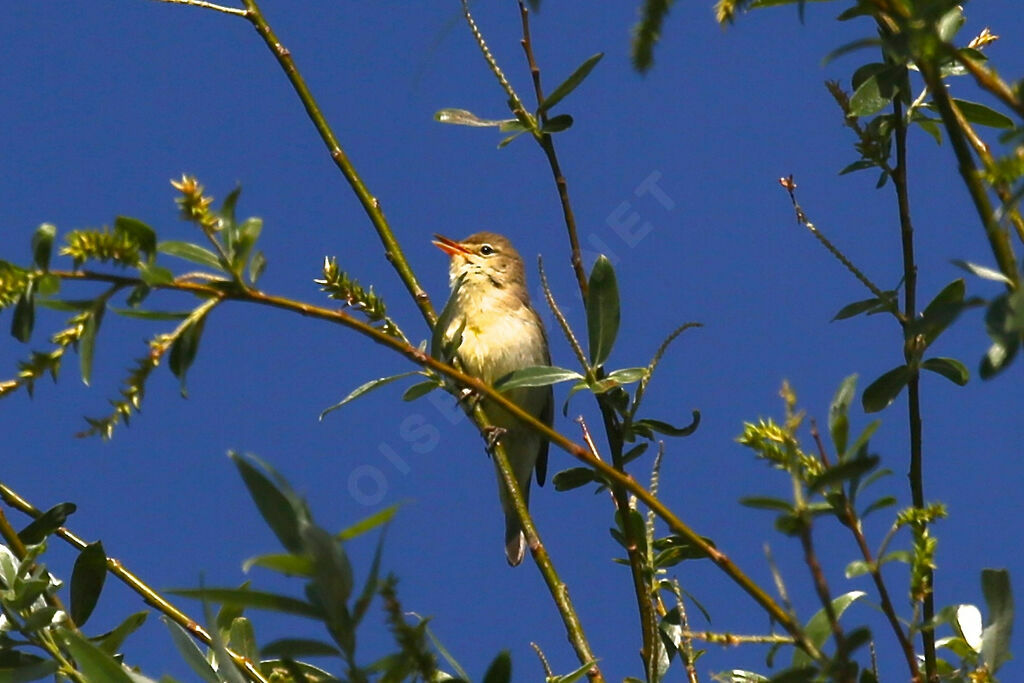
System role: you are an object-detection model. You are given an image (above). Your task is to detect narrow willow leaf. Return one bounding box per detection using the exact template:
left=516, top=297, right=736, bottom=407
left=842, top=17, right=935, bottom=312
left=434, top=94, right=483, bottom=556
left=11, top=290, right=34, bottom=342
left=606, top=367, right=646, bottom=384
left=434, top=108, right=515, bottom=128
left=861, top=365, right=911, bottom=413
left=60, top=628, right=136, bottom=683
left=541, top=114, right=574, bottom=133
left=951, top=99, right=1014, bottom=130
left=850, top=72, right=892, bottom=117
left=168, top=315, right=206, bottom=396
left=162, top=618, right=220, bottom=683
left=922, top=357, right=969, bottom=386
left=739, top=497, right=795, bottom=513
left=19, top=502, right=76, bottom=545
left=70, top=541, right=107, bottom=626
left=336, top=503, right=401, bottom=541
left=137, top=262, right=175, bottom=286
left=586, top=255, right=620, bottom=367
left=115, top=216, right=157, bottom=260
left=230, top=452, right=306, bottom=554
left=793, top=591, right=867, bottom=667
left=109, top=308, right=190, bottom=321
left=633, top=412, right=700, bottom=438
left=494, top=365, right=582, bottom=391
left=320, top=371, right=419, bottom=420
left=158, top=241, right=224, bottom=271
left=168, top=587, right=322, bottom=618
left=79, top=308, right=101, bottom=386
left=228, top=617, right=258, bottom=662
left=828, top=374, right=857, bottom=456
left=261, top=638, right=341, bottom=658
left=808, top=455, right=879, bottom=493
left=980, top=568, right=1014, bottom=672
left=539, top=53, right=603, bottom=113
left=32, top=223, right=57, bottom=271
left=242, top=553, right=315, bottom=577
left=482, top=651, right=512, bottom=683
left=951, top=259, right=1014, bottom=285
left=552, top=467, right=598, bottom=491
left=552, top=660, right=599, bottom=683
left=402, top=379, right=439, bottom=401
left=96, top=611, right=148, bottom=655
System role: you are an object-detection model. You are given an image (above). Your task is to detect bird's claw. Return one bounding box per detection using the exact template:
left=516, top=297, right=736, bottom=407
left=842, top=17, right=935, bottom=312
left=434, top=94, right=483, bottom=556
left=483, top=425, right=507, bottom=451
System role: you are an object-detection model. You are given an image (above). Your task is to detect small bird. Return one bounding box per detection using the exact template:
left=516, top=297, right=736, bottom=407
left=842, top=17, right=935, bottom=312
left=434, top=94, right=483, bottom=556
left=433, top=232, right=553, bottom=566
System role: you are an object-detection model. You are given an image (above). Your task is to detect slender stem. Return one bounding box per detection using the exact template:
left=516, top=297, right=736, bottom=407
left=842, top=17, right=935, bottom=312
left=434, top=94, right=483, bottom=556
left=47, top=269, right=819, bottom=660
left=0, top=483, right=271, bottom=683
left=917, top=60, right=1019, bottom=287
left=798, top=524, right=849, bottom=677
left=152, top=0, right=247, bottom=16
left=236, top=0, right=436, bottom=325
left=598, top=402, right=660, bottom=676
left=518, top=2, right=589, bottom=300
left=483, top=421, right=603, bottom=682
left=893, top=91, right=935, bottom=683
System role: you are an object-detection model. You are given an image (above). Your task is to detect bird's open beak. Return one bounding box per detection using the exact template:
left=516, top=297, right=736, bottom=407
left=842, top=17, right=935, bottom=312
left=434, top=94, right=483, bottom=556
left=432, top=233, right=471, bottom=257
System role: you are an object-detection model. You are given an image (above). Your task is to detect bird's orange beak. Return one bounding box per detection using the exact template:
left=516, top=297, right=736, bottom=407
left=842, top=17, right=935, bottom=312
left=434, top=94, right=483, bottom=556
left=432, top=233, right=471, bottom=257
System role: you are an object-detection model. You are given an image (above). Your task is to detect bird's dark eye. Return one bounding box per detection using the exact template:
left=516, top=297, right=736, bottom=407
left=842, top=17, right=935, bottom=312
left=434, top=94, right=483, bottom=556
left=479, top=244, right=495, bottom=256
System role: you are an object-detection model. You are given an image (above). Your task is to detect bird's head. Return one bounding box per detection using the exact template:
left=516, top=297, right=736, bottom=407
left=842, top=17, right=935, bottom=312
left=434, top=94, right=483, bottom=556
left=432, top=232, right=527, bottom=293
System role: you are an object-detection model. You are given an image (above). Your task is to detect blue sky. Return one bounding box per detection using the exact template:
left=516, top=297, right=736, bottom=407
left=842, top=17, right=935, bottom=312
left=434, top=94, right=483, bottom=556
left=2, top=1, right=1023, bottom=680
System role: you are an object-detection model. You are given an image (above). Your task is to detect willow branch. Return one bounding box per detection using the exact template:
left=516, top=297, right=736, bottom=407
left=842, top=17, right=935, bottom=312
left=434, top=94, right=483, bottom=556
left=951, top=48, right=1024, bottom=122
left=0, top=483, right=271, bottom=683
left=518, top=2, right=588, bottom=300
left=46, top=268, right=819, bottom=660
left=917, top=60, right=1019, bottom=287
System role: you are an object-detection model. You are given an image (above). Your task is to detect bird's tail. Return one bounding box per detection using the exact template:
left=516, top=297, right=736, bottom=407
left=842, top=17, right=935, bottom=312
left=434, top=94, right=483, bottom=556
left=504, top=517, right=526, bottom=567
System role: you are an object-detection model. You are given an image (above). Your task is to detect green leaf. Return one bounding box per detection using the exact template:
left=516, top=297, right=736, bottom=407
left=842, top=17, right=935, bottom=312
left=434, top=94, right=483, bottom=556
left=115, top=216, right=157, bottom=260
left=0, top=654, right=59, bottom=681
left=494, top=365, right=582, bottom=391
left=320, top=371, right=420, bottom=420
left=169, top=587, right=322, bottom=618
left=845, top=560, right=870, bottom=579
left=808, top=455, right=879, bottom=493
left=230, top=452, right=306, bottom=554
left=921, top=357, right=969, bottom=386
left=60, top=627, right=136, bottom=683
left=336, top=503, right=401, bottom=541
left=980, top=568, right=1013, bottom=672
left=162, top=617, right=220, bottom=683
left=70, top=541, right=107, bottom=627
left=300, top=524, right=354, bottom=641
left=552, top=467, right=598, bottom=491
left=828, top=374, right=857, bottom=456
left=248, top=250, right=267, bottom=284
left=633, top=412, right=700, bottom=438
left=19, top=502, right=76, bottom=545
left=936, top=5, right=965, bottom=41
left=137, top=262, right=175, bottom=286
left=539, top=53, right=603, bottom=113
left=739, top=497, right=795, bottom=513
left=838, top=160, right=877, bottom=176
left=434, top=108, right=516, bottom=128
left=951, top=259, right=1014, bottom=285
left=850, top=67, right=895, bottom=117
left=482, top=651, right=512, bottom=683
left=168, top=314, right=206, bottom=396
left=432, top=273, right=465, bottom=361
left=232, top=217, right=262, bottom=271
left=79, top=307, right=101, bottom=386
left=541, top=114, right=574, bottom=133
left=910, top=278, right=972, bottom=348
left=11, top=289, right=34, bottom=342
left=606, top=367, right=647, bottom=384
left=96, top=611, right=148, bottom=654
left=242, top=553, right=315, bottom=576
left=861, top=365, right=911, bottom=413
left=832, top=293, right=898, bottom=321
left=586, top=255, right=620, bottom=367
left=32, top=223, right=56, bottom=271
left=227, top=616, right=258, bottom=662
left=353, top=529, right=386, bottom=626
left=158, top=241, right=224, bottom=271
left=109, top=307, right=190, bottom=321
left=951, top=99, right=1015, bottom=130
left=861, top=495, right=897, bottom=518
left=793, top=591, right=866, bottom=667
left=402, top=379, right=439, bottom=402
left=261, top=638, right=341, bottom=658
left=551, top=660, right=598, bottom=683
